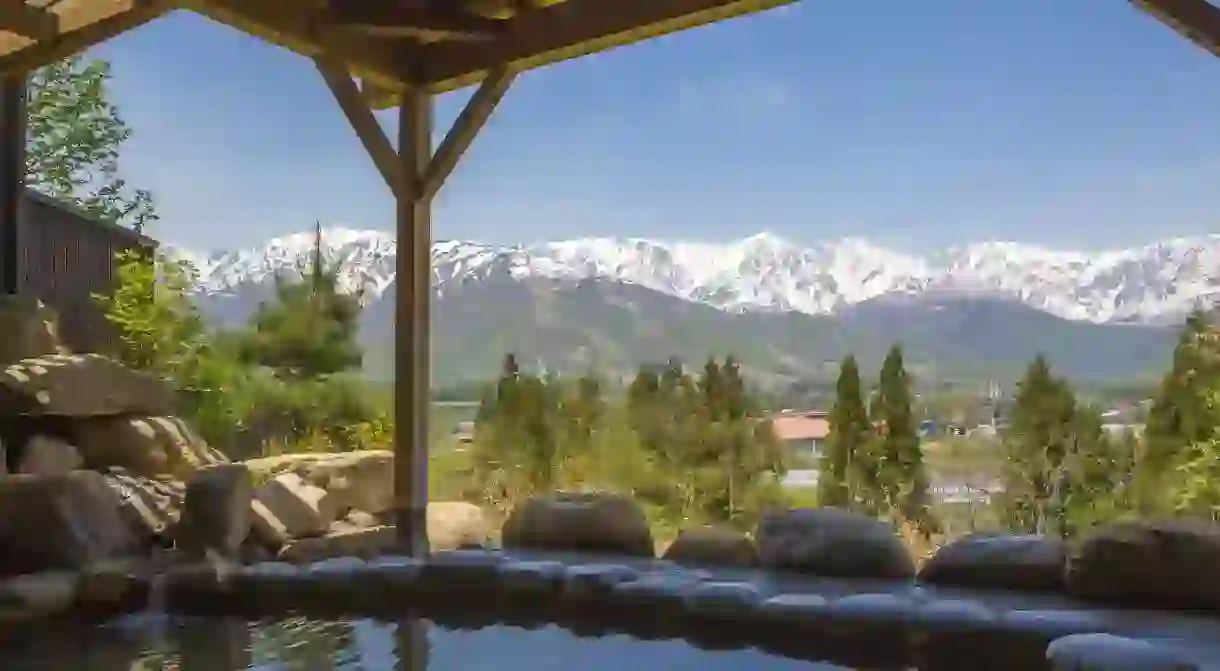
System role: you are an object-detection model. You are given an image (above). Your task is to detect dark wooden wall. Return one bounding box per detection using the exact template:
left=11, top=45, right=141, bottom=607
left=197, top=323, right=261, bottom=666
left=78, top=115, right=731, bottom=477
left=18, top=189, right=157, bottom=354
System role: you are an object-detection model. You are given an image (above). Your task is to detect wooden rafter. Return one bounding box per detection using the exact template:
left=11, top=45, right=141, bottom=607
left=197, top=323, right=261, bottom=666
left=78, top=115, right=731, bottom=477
left=0, top=0, right=169, bottom=78
left=416, top=0, right=796, bottom=93
left=421, top=65, right=515, bottom=201
left=319, top=61, right=517, bottom=203
left=323, top=0, right=508, bottom=41
left=0, top=2, right=59, bottom=40
left=315, top=56, right=405, bottom=200
left=1132, top=0, right=1220, bottom=57
left=169, top=0, right=411, bottom=95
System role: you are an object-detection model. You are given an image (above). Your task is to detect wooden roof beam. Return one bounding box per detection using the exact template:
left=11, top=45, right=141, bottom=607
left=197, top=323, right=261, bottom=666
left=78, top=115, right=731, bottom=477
left=0, top=2, right=59, bottom=40
left=416, top=0, right=796, bottom=93
left=323, top=0, right=508, bottom=41
left=172, top=0, right=412, bottom=94
left=0, top=0, right=169, bottom=78
left=1132, top=0, right=1220, bottom=57
left=315, top=55, right=405, bottom=200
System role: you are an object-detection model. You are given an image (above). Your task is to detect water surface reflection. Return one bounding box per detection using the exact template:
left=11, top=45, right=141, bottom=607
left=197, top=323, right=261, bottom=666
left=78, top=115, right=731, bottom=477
left=3, top=614, right=852, bottom=671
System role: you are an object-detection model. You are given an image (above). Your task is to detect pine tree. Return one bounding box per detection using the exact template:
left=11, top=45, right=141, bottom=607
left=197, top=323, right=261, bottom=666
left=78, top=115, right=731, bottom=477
left=999, top=355, right=1077, bottom=536
left=237, top=225, right=363, bottom=380
left=1144, top=310, right=1217, bottom=494
left=821, top=355, right=872, bottom=509
left=874, top=345, right=932, bottom=530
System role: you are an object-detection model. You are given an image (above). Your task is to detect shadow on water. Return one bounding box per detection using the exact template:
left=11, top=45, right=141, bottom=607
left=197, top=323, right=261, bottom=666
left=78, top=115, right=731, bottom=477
left=0, top=613, right=857, bottom=671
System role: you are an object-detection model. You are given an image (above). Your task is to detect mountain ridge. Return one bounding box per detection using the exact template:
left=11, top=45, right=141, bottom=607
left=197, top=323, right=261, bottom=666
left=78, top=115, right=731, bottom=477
left=171, top=227, right=1220, bottom=326
left=167, top=227, right=1206, bottom=384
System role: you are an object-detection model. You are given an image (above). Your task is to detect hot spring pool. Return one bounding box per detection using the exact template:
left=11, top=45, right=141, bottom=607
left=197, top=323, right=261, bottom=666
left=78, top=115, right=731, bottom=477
left=0, top=614, right=852, bottom=671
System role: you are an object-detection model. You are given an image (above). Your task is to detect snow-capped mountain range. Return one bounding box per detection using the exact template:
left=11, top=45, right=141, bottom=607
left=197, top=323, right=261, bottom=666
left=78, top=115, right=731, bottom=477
left=171, top=228, right=1220, bottom=326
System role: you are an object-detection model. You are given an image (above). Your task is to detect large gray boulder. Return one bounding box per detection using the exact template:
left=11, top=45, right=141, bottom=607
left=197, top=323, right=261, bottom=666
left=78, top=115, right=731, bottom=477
left=502, top=492, right=654, bottom=557
left=663, top=526, right=757, bottom=567
left=755, top=507, right=914, bottom=579
left=919, top=533, right=1066, bottom=592
left=1066, top=519, right=1220, bottom=611
left=175, top=464, right=254, bottom=561
left=0, top=470, right=139, bottom=574
left=0, top=353, right=175, bottom=418
left=0, top=296, right=66, bottom=365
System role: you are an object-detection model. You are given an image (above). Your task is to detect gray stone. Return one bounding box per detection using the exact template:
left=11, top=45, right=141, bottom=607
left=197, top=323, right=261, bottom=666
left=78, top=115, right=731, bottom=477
left=0, top=296, right=66, bottom=365
left=0, top=471, right=139, bottom=574
left=277, top=525, right=399, bottom=564
left=427, top=501, right=490, bottom=550
left=16, top=434, right=83, bottom=476
left=1046, top=633, right=1197, bottom=671
left=755, top=507, right=914, bottom=579
left=663, top=526, right=757, bottom=567
left=0, top=571, right=78, bottom=614
left=501, top=491, right=654, bottom=557
left=255, top=472, right=337, bottom=540
left=176, top=464, right=253, bottom=561
left=75, top=415, right=225, bottom=480
left=919, top=533, right=1067, bottom=592
left=1066, top=519, right=1220, bottom=611
left=0, top=353, right=175, bottom=419
left=682, top=581, right=761, bottom=619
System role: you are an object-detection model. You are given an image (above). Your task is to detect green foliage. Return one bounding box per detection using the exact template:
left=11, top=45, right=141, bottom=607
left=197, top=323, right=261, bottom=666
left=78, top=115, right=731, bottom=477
left=1170, top=391, right=1220, bottom=522
left=873, top=345, right=933, bottom=531
left=92, top=249, right=205, bottom=374
left=820, top=355, right=872, bottom=510
left=236, top=227, right=364, bottom=380
left=994, top=355, right=1144, bottom=538
left=471, top=353, right=786, bottom=534
left=97, top=239, right=386, bottom=460
left=1142, top=309, right=1218, bottom=512
left=26, top=55, right=158, bottom=231
left=997, top=355, right=1078, bottom=536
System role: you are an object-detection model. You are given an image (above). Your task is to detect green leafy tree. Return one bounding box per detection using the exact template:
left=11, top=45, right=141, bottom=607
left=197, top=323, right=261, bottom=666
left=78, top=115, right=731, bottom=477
left=1171, top=391, right=1220, bottom=522
left=93, top=249, right=205, bottom=375
left=1142, top=310, right=1219, bottom=512
left=1060, top=406, right=1138, bottom=534
left=27, top=55, right=157, bottom=231
left=821, top=355, right=873, bottom=510
left=873, top=345, right=932, bottom=530
left=237, top=225, right=363, bottom=380
left=998, top=355, right=1079, bottom=536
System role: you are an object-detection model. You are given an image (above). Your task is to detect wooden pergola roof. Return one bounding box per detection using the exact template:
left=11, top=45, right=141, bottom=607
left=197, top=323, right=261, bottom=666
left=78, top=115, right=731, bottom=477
left=0, top=0, right=796, bottom=107
left=0, top=0, right=1215, bottom=559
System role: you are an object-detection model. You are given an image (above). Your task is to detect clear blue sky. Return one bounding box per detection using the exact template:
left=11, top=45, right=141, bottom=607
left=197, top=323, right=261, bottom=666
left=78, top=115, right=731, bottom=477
left=88, top=0, right=1220, bottom=252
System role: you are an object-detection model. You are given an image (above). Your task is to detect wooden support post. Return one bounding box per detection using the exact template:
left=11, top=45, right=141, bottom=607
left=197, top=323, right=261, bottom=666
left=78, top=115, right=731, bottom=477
left=319, top=58, right=515, bottom=555
left=393, top=83, right=433, bottom=555
left=0, top=73, right=26, bottom=295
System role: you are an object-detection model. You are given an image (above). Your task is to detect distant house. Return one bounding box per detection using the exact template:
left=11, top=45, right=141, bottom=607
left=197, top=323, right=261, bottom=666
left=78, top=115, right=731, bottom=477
left=772, top=410, right=831, bottom=489
left=772, top=410, right=830, bottom=460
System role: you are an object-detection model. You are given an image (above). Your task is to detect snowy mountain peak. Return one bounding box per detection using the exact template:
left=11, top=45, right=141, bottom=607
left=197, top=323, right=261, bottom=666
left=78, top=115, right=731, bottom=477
left=172, top=227, right=1220, bottom=325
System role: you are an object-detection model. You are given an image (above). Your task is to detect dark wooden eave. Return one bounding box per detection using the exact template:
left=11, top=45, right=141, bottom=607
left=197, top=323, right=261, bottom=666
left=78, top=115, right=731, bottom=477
left=323, top=1, right=509, bottom=41
left=0, top=0, right=796, bottom=109
left=414, top=0, right=796, bottom=95
left=1132, top=0, right=1220, bottom=57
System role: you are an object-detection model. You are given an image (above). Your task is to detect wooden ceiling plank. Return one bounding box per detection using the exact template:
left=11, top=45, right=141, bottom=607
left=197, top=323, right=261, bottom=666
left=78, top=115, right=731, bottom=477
left=171, top=0, right=411, bottom=93
left=1132, top=0, right=1220, bottom=57
left=0, top=2, right=60, bottom=40
left=417, top=0, right=796, bottom=93
left=0, top=1, right=168, bottom=78
left=324, top=0, right=507, bottom=40
left=315, top=54, right=405, bottom=200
